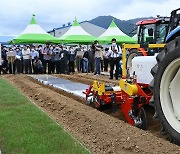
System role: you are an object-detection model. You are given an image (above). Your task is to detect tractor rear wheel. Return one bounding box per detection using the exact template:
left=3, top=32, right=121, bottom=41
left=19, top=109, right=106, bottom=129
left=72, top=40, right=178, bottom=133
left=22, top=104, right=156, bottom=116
left=127, top=49, right=143, bottom=76
left=151, top=36, right=180, bottom=145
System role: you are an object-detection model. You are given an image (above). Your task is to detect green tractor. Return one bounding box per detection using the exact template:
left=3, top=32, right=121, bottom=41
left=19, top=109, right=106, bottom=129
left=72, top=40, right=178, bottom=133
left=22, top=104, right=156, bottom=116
left=150, top=8, right=180, bottom=145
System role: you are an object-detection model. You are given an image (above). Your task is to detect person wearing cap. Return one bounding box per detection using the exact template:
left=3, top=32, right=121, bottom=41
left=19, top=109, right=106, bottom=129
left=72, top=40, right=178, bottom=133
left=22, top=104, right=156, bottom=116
left=22, top=45, right=31, bottom=74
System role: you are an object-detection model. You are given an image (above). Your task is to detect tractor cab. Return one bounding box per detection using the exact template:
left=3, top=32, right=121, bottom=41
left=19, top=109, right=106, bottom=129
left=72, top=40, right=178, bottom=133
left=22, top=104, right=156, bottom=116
left=165, top=8, right=180, bottom=42
left=136, top=17, right=170, bottom=44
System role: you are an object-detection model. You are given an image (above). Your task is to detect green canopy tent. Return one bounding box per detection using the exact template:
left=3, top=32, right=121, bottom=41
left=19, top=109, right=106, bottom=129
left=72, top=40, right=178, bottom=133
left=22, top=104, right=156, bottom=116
left=58, top=19, right=96, bottom=44
left=11, top=15, right=58, bottom=44
left=97, top=19, right=137, bottom=44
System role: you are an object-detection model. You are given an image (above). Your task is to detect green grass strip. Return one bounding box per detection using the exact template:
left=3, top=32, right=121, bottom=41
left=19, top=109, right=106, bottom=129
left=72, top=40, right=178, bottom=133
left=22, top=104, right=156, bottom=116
left=0, top=78, right=90, bottom=154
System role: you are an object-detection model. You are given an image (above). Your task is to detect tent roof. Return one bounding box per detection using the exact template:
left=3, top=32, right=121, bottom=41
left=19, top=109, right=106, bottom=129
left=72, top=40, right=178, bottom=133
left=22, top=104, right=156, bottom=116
left=58, top=18, right=96, bottom=44
left=12, top=15, right=58, bottom=44
left=99, top=19, right=127, bottom=37
left=98, top=19, right=136, bottom=44
left=30, top=14, right=37, bottom=25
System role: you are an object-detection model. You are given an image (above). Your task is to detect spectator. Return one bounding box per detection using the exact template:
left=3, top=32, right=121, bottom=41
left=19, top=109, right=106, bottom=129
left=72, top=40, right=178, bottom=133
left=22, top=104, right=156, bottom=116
left=1, top=46, right=7, bottom=59
left=103, top=48, right=109, bottom=72
left=22, top=45, right=31, bottom=74
left=108, top=38, right=122, bottom=80
left=101, top=49, right=104, bottom=71
left=69, top=46, right=76, bottom=74
left=30, top=46, right=39, bottom=74
left=33, top=56, right=44, bottom=74
left=37, top=45, right=45, bottom=67
left=88, top=46, right=95, bottom=73
left=75, top=45, right=84, bottom=73
left=83, top=47, right=89, bottom=73
left=93, top=40, right=102, bottom=76
left=43, top=44, right=52, bottom=74
left=52, top=45, right=61, bottom=74
left=50, top=45, right=55, bottom=73
left=14, top=47, right=23, bottom=74
left=0, top=57, right=8, bottom=74
left=60, top=46, right=69, bottom=74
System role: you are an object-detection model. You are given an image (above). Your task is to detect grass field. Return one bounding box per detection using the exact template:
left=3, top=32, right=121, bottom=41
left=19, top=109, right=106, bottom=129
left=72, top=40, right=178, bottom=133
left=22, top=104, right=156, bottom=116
left=0, top=78, right=90, bottom=154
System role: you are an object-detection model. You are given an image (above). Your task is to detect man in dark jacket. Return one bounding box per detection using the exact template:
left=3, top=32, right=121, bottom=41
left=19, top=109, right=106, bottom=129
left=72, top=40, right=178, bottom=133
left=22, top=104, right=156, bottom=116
left=60, top=46, right=69, bottom=74
left=87, top=46, right=95, bottom=73
left=83, top=48, right=89, bottom=73
left=69, top=46, right=76, bottom=74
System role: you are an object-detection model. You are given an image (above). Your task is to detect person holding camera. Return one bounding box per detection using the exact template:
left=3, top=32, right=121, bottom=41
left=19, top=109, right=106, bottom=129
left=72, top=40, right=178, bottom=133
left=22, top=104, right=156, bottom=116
left=108, top=38, right=122, bottom=80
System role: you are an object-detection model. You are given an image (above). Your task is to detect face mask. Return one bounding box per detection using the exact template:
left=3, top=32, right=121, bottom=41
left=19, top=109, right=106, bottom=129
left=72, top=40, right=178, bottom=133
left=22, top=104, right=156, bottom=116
left=31, top=49, right=35, bottom=51
left=112, top=43, right=116, bottom=46
left=16, top=49, right=19, bottom=51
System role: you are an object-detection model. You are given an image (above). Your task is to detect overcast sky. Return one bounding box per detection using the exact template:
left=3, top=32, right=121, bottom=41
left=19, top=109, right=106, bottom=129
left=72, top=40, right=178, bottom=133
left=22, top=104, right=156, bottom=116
left=0, top=0, right=179, bottom=35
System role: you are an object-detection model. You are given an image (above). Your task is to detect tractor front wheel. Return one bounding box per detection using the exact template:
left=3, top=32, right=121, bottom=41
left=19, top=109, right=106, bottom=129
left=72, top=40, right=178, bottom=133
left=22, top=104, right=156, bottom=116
left=152, top=36, right=180, bottom=145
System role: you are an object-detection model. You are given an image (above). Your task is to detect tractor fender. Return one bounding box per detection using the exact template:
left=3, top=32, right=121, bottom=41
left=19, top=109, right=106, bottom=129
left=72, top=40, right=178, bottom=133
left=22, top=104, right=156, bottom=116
left=166, top=26, right=180, bottom=43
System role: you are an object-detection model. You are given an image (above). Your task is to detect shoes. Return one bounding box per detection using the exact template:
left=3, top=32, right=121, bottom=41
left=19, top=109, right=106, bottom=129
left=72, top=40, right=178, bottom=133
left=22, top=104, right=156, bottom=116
left=109, top=77, right=113, bottom=80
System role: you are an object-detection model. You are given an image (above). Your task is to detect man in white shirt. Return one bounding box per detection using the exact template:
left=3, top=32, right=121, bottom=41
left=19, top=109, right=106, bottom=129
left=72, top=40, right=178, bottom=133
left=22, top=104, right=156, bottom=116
left=108, top=38, right=122, bottom=80
left=22, top=45, right=31, bottom=74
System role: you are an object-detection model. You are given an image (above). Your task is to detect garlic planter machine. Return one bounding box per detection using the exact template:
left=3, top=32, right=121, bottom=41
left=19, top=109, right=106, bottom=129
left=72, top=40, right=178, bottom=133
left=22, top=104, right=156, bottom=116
left=83, top=44, right=165, bottom=130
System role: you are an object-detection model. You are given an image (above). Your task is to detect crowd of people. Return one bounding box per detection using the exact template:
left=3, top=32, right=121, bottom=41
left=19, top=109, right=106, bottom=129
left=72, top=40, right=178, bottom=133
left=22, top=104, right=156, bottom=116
left=0, top=38, right=122, bottom=80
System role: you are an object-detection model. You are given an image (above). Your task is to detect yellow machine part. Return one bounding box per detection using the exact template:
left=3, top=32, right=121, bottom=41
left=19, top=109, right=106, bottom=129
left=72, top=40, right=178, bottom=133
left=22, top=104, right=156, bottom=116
left=121, top=43, right=165, bottom=77
left=119, top=79, right=138, bottom=96
left=92, top=80, right=105, bottom=95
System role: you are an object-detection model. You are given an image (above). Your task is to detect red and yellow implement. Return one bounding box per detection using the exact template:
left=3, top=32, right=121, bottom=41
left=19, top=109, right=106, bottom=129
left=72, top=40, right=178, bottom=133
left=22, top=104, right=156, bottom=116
left=83, top=44, right=165, bottom=130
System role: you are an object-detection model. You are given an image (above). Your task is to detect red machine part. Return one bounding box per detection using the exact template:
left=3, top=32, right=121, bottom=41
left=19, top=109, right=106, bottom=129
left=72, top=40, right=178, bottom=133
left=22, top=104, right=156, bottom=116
left=83, top=82, right=152, bottom=128
left=139, top=48, right=148, bottom=56
left=136, top=19, right=159, bottom=26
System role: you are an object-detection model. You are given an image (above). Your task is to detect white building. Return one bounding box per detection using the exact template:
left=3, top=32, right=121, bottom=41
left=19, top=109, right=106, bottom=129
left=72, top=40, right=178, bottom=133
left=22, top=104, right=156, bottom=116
left=48, top=21, right=106, bottom=38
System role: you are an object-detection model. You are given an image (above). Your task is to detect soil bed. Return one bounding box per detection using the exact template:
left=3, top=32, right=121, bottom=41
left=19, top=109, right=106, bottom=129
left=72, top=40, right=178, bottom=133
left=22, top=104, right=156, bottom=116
left=3, top=75, right=180, bottom=154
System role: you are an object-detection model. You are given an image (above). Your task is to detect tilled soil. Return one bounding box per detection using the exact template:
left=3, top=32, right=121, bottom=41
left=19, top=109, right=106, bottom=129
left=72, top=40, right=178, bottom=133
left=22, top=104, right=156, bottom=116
left=3, top=75, right=180, bottom=154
